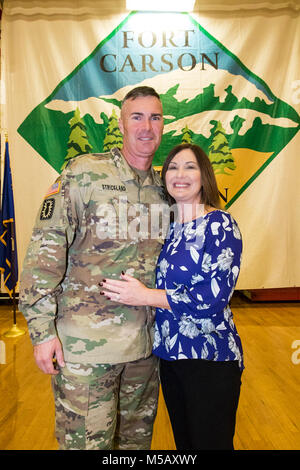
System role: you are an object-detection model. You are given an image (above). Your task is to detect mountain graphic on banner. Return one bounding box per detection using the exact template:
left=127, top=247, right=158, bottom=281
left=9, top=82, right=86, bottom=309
left=17, top=11, right=300, bottom=208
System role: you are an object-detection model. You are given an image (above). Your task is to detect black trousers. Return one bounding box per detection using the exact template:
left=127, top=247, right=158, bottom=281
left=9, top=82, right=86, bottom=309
left=160, top=358, right=242, bottom=450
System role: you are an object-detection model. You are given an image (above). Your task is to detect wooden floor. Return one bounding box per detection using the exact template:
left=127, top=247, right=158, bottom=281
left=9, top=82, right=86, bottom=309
left=0, top=292, right=299, bottom=451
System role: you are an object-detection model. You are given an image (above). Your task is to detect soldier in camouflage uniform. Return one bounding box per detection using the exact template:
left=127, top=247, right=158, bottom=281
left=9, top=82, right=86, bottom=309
left=19, top=86, right=166, bottom=450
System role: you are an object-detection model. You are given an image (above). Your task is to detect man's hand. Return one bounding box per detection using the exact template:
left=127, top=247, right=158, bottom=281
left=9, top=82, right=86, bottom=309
left=33, top=337, right=65, bottom=375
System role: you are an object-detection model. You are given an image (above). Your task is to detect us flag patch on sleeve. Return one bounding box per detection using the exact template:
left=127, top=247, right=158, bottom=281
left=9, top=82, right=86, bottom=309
left=44, top=181, right=61, bottom=198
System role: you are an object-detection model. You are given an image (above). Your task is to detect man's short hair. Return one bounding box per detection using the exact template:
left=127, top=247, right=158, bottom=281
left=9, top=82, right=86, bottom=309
left=122, top=86, right=161, bottom=105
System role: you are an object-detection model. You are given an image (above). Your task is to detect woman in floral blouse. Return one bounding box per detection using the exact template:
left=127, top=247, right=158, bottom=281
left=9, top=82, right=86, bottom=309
left=101, top=143, right=244, bottom=450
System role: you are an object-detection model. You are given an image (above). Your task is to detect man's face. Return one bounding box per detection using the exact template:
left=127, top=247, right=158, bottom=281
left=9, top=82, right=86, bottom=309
left=119, top=95, right=164, bottom=169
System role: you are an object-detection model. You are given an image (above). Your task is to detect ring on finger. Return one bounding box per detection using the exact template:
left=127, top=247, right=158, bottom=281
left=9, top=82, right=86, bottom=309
left=115, top=293, right=120, bottom=301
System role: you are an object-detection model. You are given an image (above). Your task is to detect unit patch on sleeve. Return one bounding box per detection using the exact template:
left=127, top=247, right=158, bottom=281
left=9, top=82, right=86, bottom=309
left=40, top=198, right=55, bottom=220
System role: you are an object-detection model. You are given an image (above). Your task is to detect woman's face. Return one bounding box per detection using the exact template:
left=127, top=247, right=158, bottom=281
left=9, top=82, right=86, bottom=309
left=165, top=148, right=202, bottom=205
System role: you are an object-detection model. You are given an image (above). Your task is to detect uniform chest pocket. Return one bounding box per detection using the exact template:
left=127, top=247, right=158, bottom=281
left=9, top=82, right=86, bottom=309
left=89, top=196, right=151, bottom=241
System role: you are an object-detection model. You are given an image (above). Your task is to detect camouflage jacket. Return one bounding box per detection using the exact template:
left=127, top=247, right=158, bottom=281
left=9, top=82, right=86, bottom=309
left=19, top=148, right=166, bottom=364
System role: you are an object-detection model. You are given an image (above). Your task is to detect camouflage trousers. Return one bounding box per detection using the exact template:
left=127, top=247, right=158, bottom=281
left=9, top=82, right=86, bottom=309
left=51, top=354, right=159, bottom=450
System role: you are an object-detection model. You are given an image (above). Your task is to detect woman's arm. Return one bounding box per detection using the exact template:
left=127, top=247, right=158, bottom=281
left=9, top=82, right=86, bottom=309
left=100, top=273, right=170, bottom=309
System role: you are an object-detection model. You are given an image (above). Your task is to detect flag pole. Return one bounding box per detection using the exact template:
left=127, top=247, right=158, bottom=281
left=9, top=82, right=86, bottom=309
left=3, top=220, right=25, bottom=338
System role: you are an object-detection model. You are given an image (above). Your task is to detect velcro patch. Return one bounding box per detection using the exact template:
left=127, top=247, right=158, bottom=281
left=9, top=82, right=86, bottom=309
left=40, top=198, right=55, bottom=220
left=44, top=181, right=61, bottom=198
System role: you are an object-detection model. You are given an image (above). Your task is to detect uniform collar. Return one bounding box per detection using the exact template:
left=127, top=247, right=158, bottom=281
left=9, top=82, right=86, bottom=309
left=110, top=147, right=162, bottom=187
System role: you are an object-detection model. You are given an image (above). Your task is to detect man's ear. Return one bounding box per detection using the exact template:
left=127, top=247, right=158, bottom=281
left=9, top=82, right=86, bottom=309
left=118, top=117, right=124, bottom=134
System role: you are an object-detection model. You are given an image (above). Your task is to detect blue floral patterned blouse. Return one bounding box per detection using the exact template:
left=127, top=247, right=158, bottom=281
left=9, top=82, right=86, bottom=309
left=153, top=209, right=244, bottom=370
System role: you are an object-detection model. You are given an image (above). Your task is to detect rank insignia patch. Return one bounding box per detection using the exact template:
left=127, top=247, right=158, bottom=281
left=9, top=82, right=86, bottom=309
left=40, top=198, right=55, bottom=220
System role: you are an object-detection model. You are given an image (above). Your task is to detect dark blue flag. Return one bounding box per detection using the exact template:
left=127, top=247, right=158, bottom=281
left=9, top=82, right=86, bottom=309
left=0, top=140, right=18, bottom=297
